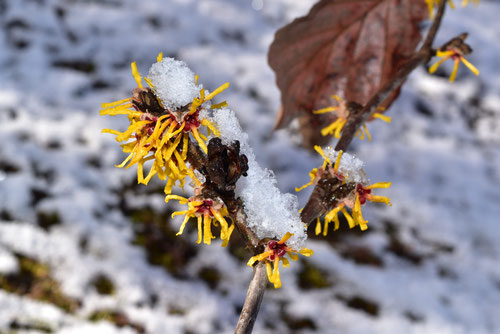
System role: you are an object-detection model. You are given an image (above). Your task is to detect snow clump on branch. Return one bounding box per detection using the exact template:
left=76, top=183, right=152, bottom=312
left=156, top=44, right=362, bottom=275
left=212, top=108, right=307, bottom=249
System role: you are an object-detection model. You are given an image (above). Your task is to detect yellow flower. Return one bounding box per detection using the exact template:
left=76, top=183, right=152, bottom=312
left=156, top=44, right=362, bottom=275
left=247, top=233, right=313, bottom=288
left=101, top=53, right=227, bottom=194
left=320, top=181, right=391, bottom=233
left=461, top=0, right=479, bottom=7
left=425, top=0, right=456, bottom=19
left=426, top=0, right=479, bottom=19
left=313, top=95, right=391, bottom=141
left=429, top=49, right=479, bottom=83
left=165, top=194, right=235, bottom=247
left=297, top=147, right=392, bottom=235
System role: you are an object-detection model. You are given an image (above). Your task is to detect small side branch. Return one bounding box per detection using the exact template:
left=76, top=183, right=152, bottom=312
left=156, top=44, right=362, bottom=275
left=303, top=0, right=448, bottom=225
left=187, top=139, right=266, bottom=333
left=335, top=0, right=446, bottom=152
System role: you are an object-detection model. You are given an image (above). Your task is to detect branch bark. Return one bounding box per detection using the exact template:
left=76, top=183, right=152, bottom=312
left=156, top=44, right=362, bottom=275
left=235, top=262, right=267, bottom=334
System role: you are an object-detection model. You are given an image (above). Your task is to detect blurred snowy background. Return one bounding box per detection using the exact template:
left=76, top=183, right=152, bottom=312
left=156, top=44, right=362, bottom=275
left=1, top=0, right=500, bottom=333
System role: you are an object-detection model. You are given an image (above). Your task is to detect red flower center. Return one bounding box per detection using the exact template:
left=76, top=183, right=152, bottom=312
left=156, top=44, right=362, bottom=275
left=194, top=199, right=215, bottom=216
left=356, top=184, right=372, bottom=205
left=268, top=240, right=287, bottom=260
left=183, top=110, right=201, bottom=131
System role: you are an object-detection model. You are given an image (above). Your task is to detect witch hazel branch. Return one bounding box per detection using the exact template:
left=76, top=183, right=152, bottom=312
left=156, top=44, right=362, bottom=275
left=100, top=53, right=312, bottom=277
left=99, top=53, right=393, bottom=331
left=99, top=1, right=480, bottom=333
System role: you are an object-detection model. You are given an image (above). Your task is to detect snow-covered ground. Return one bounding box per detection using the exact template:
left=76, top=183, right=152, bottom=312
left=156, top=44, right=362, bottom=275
left=1, top=0, right=499, bottom=333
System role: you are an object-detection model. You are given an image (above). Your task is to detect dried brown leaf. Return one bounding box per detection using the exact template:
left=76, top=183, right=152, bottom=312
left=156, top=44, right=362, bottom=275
left=269, top=0, right=428, bottom=148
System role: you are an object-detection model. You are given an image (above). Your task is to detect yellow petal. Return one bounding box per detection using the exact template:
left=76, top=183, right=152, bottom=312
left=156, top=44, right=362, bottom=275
left=247, top=256, right=258, bottom=267
left=101, top=98, right=132, bottom=109
left=325, top=206, right=341, bottom=230
left=248, top=251, right=273, bottom=267
left=295, top=168, right=317, bottom=192
left=116, top=120, right=150, bottom=142
left=181, top=133, right=189, bottom=160
left=429, top=55, right=452, bottom=74
left=460, top=57, right=480, bottom=76
left=315, top=217, right=322, bottom=235
left=365, top=182, right=392, bottom=189
left=449, top=59, right=460, bottom=83
left=426, top=0, right=435, bottom=19
left=266, top=261, right=272, bottom=281
left=205, top=82, right=230, bottom=102
left=436, top=50, right=455, bottom=58
left=161, top=131, right=183, bottom=164
left=323, top=219, right=329, bottom=237
left=372, top=113, right=392, bottom=123
left=102, top=128, right=123, bottom=136
left=137, top=159, right=145, bottom=183
left=211, top=208, right=229, bottom=240
left=164, top=177, right=175, bottom=195
left=332, top=210, right=340, bottom=231
left=363, top=124, right=372, bottom=142
left=340, top=207, right=355, bottom=228
left=165, top=195, right=189, bottom=204
left=313, top=106, right=338, bottom=114
left=131, top=62, right=143, bottom=88
left=173, top=151, right=188, bottom=173
left=210, top=101, right=228, bottom=109
left=171, top=210, right=188, bottom=218
left=190, top=126, right=208, bottom=154
left=320, top=118, right=343, bottom=137
left=201, top=119, right=220, bottom=137
left=176, top=215, right=191, bottom=236
left=334, top=150, right=343, bottom=174
left=142, top=162, right=157, bottom=184
left=331, top=95, right=342, bottom=102
left=196, top=215, right=203, bottom=244
left=334, top=118, right=346, bottom=138
left=221, top=223, right=235, bottom=248
left=278, top=232, right=293, bottom=244
left=99, top=103, right=133, bottom=114
left=353, top=194, right=368, bottom=230
left=144, top=77, right=154, bottom=88
left=314, top=146, right=331, bottom=165
left=356, top=128, right=365, bottom=140
left=367, top=195, right=392, bottom=206
left=271, top=258, right=281, bottom=288
left=298, top=248, right=314, bottom=257
left=115, top=151, right=135, bottom=168
left=203, top=214, right=213, bottom=245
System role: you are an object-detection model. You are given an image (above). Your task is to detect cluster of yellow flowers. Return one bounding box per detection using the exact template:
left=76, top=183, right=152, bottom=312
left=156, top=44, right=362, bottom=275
left=313, top=95, right=391, bottom=141
left=102, top=25, right=479, bottom=287
left=165, top=194, right=235, bottom=247
left=248, top=233, right=313, bottom=288
left=426, top=0, right=479, bottom=19
left=424, top=1, right=480, bottom=82
left=297, top=146, right=392, bottom=235
left=101, top=53, right=235, bottom=246
left=429, top=35, right=479, bottom=83
left=101, top=53, right=226, bottom=194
